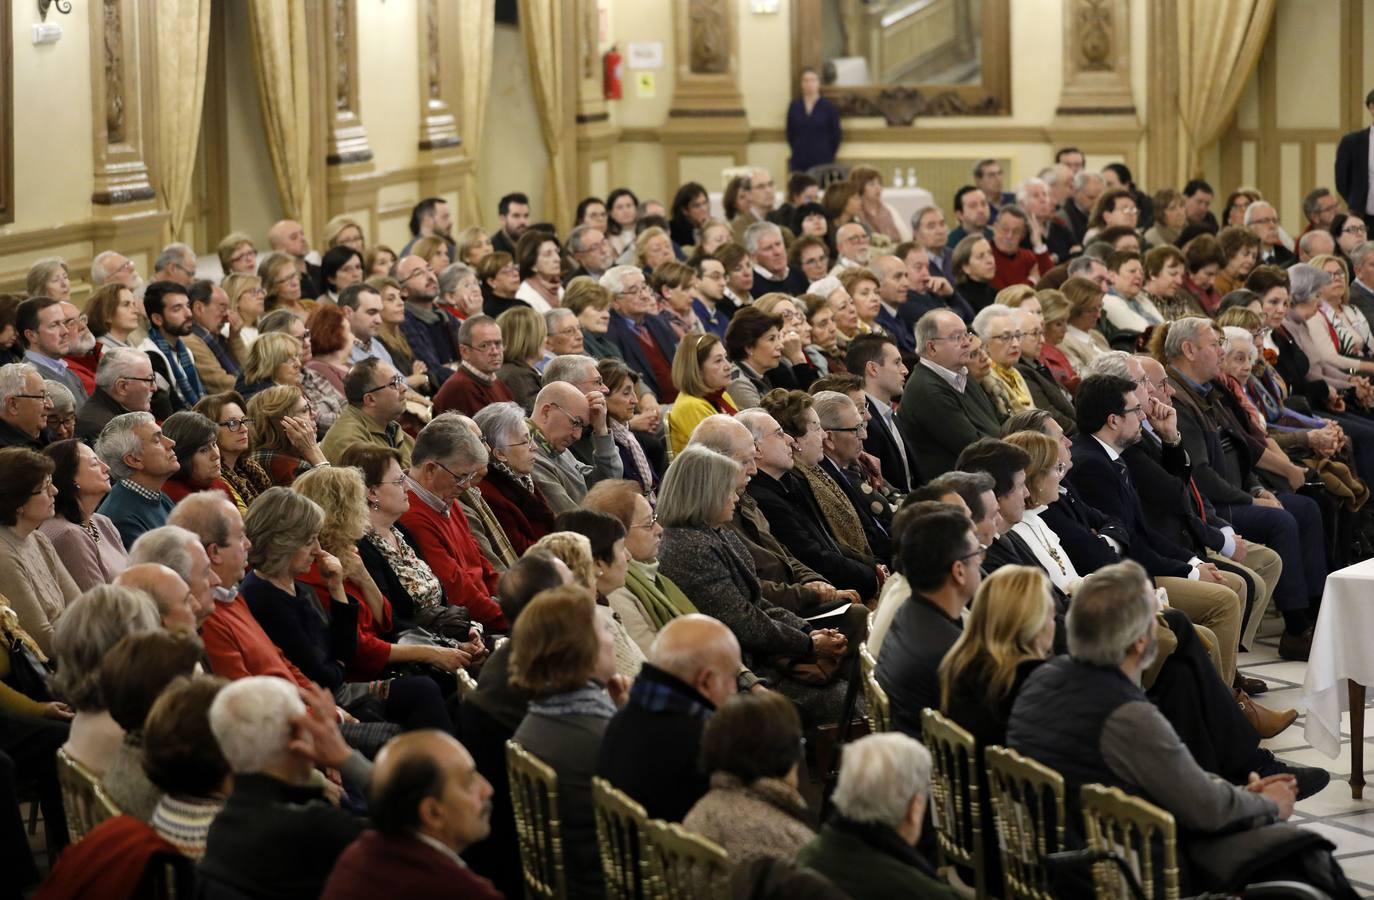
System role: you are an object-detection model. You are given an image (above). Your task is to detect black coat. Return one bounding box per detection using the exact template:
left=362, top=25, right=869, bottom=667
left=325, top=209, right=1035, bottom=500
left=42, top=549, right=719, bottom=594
left=1336, top=126, right=1371, bottom=215
left=1038, top=482, right=1132, bottom=575
left=747, top=470, right=878, bottom=598
left=607, top=310, right=679, bottom=399
left=874, top=595, right=963, bottom=738
left=819, top=456, right=891, bottom=562
left=1168, top=369, right=1260, bottom=507
left=1123, top=428, right=1230, bottom=554
left=1016, top=358, right=1078, bottom=435
left=863, top=395, right=918, bottom=492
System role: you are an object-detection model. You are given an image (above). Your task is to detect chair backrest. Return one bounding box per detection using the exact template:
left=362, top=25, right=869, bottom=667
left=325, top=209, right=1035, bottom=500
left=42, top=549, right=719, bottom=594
left=591, top=776, right=654, bottom=900
left=984, top=745, right=1067, bottom=900
left=455, top=667, right=478, bottom=699
left=505, top=740, right=568, bottom=899
left=1081, top=784, right=1180, bottom=900
left=55, top=747, right=120, bottom=843
left=922, top=708, right=985, bottom=898
left=642, top=818, right=732, bottom=900
left=858, top=644, right=890, bottom=733
left=808, top=163, right=853, bottom=188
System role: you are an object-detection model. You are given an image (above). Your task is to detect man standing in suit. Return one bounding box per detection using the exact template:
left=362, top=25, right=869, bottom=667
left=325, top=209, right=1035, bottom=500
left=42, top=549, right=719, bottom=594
left=850, top=334, right=916, bottom=492
left=1335, top=88, right=1374, bottom=228
left=898, top=309, right=1002, bottom=480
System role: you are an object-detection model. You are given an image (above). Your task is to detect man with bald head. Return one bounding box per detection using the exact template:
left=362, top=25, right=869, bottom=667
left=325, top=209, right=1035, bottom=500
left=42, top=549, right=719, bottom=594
left=831, top=222, right=872, bottom=274
left=871, top=255, right=915, bottom=355
left=322, top=731, right=500, bottom=900
left=597, top=615, right=742, bottom=820
left=127, top=523, right=222, bottom=628
left=528, top=381, right=600, bottom=512
left=116, top=563, right=199, bottom=634
left=267, top=219, right=322, bottom=299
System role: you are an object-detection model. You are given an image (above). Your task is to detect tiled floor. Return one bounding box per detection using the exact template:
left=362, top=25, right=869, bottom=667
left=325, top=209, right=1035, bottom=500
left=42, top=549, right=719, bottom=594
left=1242, top=612, right=1374, bottom=898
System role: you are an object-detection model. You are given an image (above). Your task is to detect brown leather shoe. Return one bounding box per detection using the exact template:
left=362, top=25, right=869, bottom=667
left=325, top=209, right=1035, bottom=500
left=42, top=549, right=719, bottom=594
left=1236, top=690, right=1298, bottom=739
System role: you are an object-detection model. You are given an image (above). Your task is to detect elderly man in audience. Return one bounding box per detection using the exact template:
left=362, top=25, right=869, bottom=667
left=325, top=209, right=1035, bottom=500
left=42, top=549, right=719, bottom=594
left=18, top=295, right=87, bottom=411
left=90, top=249, right=140, bottom=289
left=75, top=347, right=156, bottom=442
left=899, top=309, right=1002, bottom=477
left=152, top=242, right=197, bottom=287
left=566, top=223, right=613, bottom=282
left=321, top=731, right=501, bottom=900
left=542, top=353, right=633, bottom=472
left=602, top=265, right=679, bottom=401
left=1062, top=170, right=1105, bottom=246
left=798, top=733, right=960, bottom=899
left=597, top=614, right=742, bottom=822
left=396, top=254, right=461, bottom=388
left=58, top=300, right=99, bottom=396
left=527, top=380, right=617, bottom=512
left=1246, top=200, right=1297, bottom=267
left=399, top=414, right=507, bottom=632
left=433, top=314, right=515, bottom=415
left=320, top=357, right=416, bottom=466
left=267, top=218, right=322, bottom=298
left=96, top=412, right=179, bottom=549
left=746, top=221, right=806, bottom=297
left=184, top=280, right=243, bottom=393
left=199, top=677, right=368, bottom=899
left=1007, top=562, right=1350, bottom=895
left=115, top=562, right=199, bottom=634
left=127, top=523, right=222, bottom=627
left=831, top=222, right=872, bottom=274
left=0, top=362, right=51, bottom=449
left=813, top=390, right=892, bottom=561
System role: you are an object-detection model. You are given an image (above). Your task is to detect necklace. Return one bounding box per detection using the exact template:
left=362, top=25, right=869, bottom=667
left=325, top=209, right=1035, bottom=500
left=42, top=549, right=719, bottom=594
left=1021, top=514, right=1066, bottom=576
left=83, top=519, right=101, bottom=545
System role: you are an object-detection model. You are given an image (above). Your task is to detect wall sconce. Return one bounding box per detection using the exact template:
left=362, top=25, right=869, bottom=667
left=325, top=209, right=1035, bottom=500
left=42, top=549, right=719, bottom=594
left=37, top=0, right=72, bottom=21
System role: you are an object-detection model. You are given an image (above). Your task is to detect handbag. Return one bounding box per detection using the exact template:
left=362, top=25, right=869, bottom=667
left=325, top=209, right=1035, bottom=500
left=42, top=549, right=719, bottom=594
left=4, top=631, right=53, bottom=702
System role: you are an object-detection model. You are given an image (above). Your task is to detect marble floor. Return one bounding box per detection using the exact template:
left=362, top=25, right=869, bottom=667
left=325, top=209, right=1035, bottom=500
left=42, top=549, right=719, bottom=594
left=1243, top=612, right=1374, bottom=897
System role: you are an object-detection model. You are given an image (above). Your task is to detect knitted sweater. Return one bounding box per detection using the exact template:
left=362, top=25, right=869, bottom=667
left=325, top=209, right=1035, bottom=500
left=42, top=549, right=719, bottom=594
left=200, top=592, right=314, bottom=690
left=399, top=489, right=507, bottom=631
left=0, top=525, right=81, bottom=656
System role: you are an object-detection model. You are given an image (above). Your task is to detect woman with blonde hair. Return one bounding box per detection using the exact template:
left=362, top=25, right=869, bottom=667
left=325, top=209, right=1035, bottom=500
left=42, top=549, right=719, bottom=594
left=669, top=333, right=738, bottom=455
left=412, top=235, right=453, bottom=275
left=1037, top=288, right=1080, bottom=394
left=1057, top=276, right=1110, bottom=372
left=244, top=384, right=326, bottom=486
left=496, top=306, right=547, bottom=412
left=634, top=226, right=675, bottom=272
left=1003, top=431, right=1083, bottom=595
left=258, top=252, right=310, bottom=317
left=1310, top=252, right=1374, bottom=372
left=322, top=215, right=365, bottom=252
left=364, top=245, right=397, bottom=278
left=239, top=331, right=303, bottom=400
left=27, top=257, right=71, bottom=301
left=222, top=273, right=266, bottom=348
left=86, top=282, right=144, bottom=350
left=564, top=276, right=619, bottom=361
left=216, top=232, right=259, bottom=276
left=995, top=284, right=1036, bottom=308
left=455, top=225, right=494, bottom=268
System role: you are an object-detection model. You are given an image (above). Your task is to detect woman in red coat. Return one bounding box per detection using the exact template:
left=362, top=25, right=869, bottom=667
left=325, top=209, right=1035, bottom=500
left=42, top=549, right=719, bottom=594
left=474, top=402, right=556, bottom=555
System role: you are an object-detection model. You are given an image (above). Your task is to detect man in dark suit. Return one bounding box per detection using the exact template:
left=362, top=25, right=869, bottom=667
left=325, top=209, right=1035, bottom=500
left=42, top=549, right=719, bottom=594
left=745, top=222, right=808, bottom=298
left=603, top=265, right=680, bottom=402
left=1335, top=89, right=1374, bottom=228
left=896, top=243, right=975, bottom=330
left=897, top=309, right=1003, bottom=481
left=1348, top=242, right=1374, bottom=326
left=1246, top=202, right=1297, bottom=267
left=871, top=255, right=917, bottom=358
left=816, top=390, right=892, bottom=562
left=850, top=334, right=917, bottom=491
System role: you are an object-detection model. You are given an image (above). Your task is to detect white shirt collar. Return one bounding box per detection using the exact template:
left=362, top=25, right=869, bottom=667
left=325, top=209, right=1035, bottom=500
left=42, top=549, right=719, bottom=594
left=920, top=357, right=967, bottom=392
left=414, top=832, right=466, bottom=867
left=1091, top=433, right=1122, bottom=461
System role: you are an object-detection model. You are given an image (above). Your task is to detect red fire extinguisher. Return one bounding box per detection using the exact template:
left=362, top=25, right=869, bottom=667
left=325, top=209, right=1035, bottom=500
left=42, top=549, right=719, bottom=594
left=604, top=45, right=623, bottom=100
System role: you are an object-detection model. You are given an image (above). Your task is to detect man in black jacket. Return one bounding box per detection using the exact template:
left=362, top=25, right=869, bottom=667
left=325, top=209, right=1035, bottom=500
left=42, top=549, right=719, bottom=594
left=850, top=334, right=917, bottom=492
left=598, top=616, right=741, bottom=822
left=1335, top=89, right=1374, bottom=228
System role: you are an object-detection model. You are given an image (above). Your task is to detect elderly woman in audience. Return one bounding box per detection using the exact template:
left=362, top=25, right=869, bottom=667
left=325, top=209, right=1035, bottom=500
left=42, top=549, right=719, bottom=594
left=852, top=165, right=909, bottom=244
left=1142, top=245, right=1206, bottom=323
left=635, top=226, right=676, bottom=273
left=715, top=242, right=755, bottom=309
left=243, top=384, right=326, bottom=486
left=473, top=402, right=555, bottom=555
left=1181, top=234, right=1226, bottom=315
left=0, top=448, right=80, bottom=654
left=43, top=381, right=77, bottom=442
left=1036, top=288, right=1080, bottom=395
left=28, top=256, right=71, bottom=301
left=477, top=251, right=525, bottom=318
left=725, top=306, right=787, bottom=409
left=161, top=411, right=235, bottom=508
left=217, top=232, right=258, bottom=277
left=1145, top=188, right=1187, bottom=247
left=265, top=310, right=345, bottom=434
left=259, top=252, right=309, bottom=317
left=514, top=230, right=564, bottom=314
left=1308, top=253, right=1374, bottom=375
left=651, top=259, right=702, bottom=339
left=1214, top=226, right=1262, bottom=297
left=53, top=585, right=161, bottom=775
left=583, top=479, right=698, bottom=654
left=1056, top=276, right=1110, bottom=373
left=658, top=445, right=849, bottom=723
left=223, top=273, right=266, bottom=349
left=323, top=214, right=365, bottom=252
left=455, top=226, right=494, bottom=268
left=1002, top=432, right=1084, bottom=596
left=438, top=262, right=485, bottom=321
left=803, top=292, right=845, bottom=375
left=40, top=439, right=128, bottom=591
left=412, top=235, right=453, bottom=277
left=755, top=291, right=821, bottom=391
left=683, top=690, right=813, bottom=862
left=974, top=303, right=1034, bottom=419
left=99, top=630, right=205, bottom=822
left=195, top=391, right=272, bottom=507
left=238, top=330, right=303, bottom=401
left=343, top=444, right=479, bottom=640
left=669, top=333, right=738, bottom=455
left=87, top=281, right=145, bottom=350
left=598, top=358, right=658, bottom=499
left=564, top=276, right=619, bottom=362
left=495, top=306, right=546, bottom=412
left=365, top=245, right=398, bottom=279
left=510, top=584, right=628, bottom=900
left=319, top=246, right=364, bottom=304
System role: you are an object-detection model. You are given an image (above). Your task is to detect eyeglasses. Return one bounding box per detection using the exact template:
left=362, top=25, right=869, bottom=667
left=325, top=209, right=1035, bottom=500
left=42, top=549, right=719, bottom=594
left=174, top=262, right=198, bottom=277
left=630, top=514, right=658, bottom=530
left=363, top=374, right=407, bottom=394
left=551, top=402, right=587, bottom=432
left=434, top=459, right=480, bottom=488
left=1053, top=462, right=1068, bottom=475
left=402, top=267, right=435, bottom=284
left=1344, top=223, right=1368, bottom=234
left=12, top=393, right=47, bottom=402
left=827, top=424, right=864, bottom=434
left=1249, top=216, right=1279, bottom=226
left=229, top=249, right=257, bottom=264
left=463, top=339, right=504, bottom=352
left=30, top=477, right=53, bottom=495
left=988, top=331, right=1024, bottom=343
left=218, top=417, right=254, bottom=432
left=376, top=475, right=408, bottom=487
left=1120, top=405, right=1146, bottom=418
left=550, top=326, right=581, bottom=338
left=930, top=331, right=974, bottom=343
left=959, top=544, right=988, bottom=563
left=46, top=414, right=76, bottom=427
left=500, top=437, right=531, bottom=449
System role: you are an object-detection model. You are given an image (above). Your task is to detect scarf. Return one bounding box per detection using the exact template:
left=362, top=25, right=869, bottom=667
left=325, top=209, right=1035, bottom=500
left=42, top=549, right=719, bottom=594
left=625, top=559, right=698, bottom=631
left=1221, top=374, right=1266, bottom=434
left=192, top=323, right=241, bottom=375
left=703, top=389, right=737, bottom=416
left=527, top=683, right=617, bottom=720
left=610, top=419, right=656, bottom=500
left=148, top=327, right=205, bottom=405
left=490, top=457, right=535, bottom=494
left=221, top=457, right=273, bottom=510
left=985, top=363, right=1032, bottom=417
left=464, top=486, right=518, bottom=568
left=800, top=463, right=871, bottom=558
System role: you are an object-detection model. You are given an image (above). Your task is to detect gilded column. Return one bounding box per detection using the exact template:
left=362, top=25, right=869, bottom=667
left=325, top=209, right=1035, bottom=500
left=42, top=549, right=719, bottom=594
left=91, top=0, right=156, bottom=207
left=326, top=0, right=373, bottom=166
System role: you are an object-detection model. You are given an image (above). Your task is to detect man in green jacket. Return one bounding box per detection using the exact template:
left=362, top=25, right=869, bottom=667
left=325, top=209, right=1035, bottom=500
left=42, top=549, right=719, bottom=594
left=797, top=733, right=962, bottom=899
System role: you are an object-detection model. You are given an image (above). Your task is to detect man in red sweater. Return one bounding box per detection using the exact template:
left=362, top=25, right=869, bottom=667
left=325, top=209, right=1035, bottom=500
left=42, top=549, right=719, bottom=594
left=990, top=205, right=1056, bottom=290
left=400, top=415, right=508, bottom=631
left=433, top=314, right=515, bottom=416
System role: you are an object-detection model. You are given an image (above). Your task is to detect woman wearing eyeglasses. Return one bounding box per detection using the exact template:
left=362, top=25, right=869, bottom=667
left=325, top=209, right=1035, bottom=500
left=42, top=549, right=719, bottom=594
left=0, top=447, right=81, bottom=655
left=258, top=252, right=312, bottom=318
left=195, top=391, right=272, bottom=508
left=477, top=251, right=531, bottom=319
left=1002, top=431, right=1083, bottom=596
left=160, top=411, right=240, bottom=508
left=973, top=303, right=1033, bottom=420
left=472, top=402, right=555, bottom=555
left=40, top=439, right=128, bottom=592
left=244, top=385, right=327, bottom=487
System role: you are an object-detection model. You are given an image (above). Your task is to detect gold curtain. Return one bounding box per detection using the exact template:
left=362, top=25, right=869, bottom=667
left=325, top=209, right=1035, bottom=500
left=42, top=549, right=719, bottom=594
left=456, top=0, right=495, bottom=227
left=1174, top=0, right=1275, bottom=180
left=517, top=0, right=575, bottom=232
left=246, top=0, right=315, bottom=239
left=154, top=0, right=211, bottom=240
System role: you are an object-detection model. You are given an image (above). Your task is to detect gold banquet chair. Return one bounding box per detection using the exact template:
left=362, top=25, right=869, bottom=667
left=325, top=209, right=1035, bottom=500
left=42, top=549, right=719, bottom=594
left=506, top=740, right=568, bottom=899
left=455, top=667, right=478, bottom=700
left=858, top=643, right=890, bottom=733
left=642, top=818, right=732, bottom=900
left=984, top=745, right=1068, bottom=900
left=56, top=747, right=120, bottom=843
left=922, top=708, right=987, bottom=898
left=591, top=776, right=654, bottom=900
left=1081, top=784, right=1180, bottom=900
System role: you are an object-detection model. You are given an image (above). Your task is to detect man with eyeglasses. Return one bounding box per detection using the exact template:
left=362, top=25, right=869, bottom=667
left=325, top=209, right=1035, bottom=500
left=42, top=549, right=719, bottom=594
left=689, top=256, right=732, bottom=340
left=1242, top=201, right=1295, bottom=267
left=267, top=219, right=323, bottom=299
left=152, top=242, right=198, bottom=288
left=602, top=265, right=679, bottom=402
left=0, top=363, right=52, bottom=449
left=76, top=348, right=156, bottom=443
left=898, top=309, right=1002, bottom=480
left=90, top=250, right=142, bottom=290
left=541, top=309, right=584, bottom=364
left=17, top=295, right=88, bottom=413
left=57, top=300, right=100, bottom=399
left=183, top=281, right=244, bottom=394
left=540, top=354, right=626, bottom=483
left=564, top=224, right=613, bottom=283
left=321, top=358, right=415, bottom=468
left=526, top=381, right=603, bottom=513
left=396, top=254, right=460, bottom=389
left=815, top=391, right=891, bottom=562
left=433, top=315, right=515, bottom=417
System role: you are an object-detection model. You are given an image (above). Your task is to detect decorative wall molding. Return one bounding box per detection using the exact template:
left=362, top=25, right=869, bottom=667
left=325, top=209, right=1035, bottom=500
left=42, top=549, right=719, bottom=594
left=667, top=0, right=747, bottom=118
left=829, top=86, right=1002, bottom=126
left=324, top=0, right=373, bottom=166
left=416, top=0, right=461, bottom=151
left=90, top=0, right=155, bottom=207
left=1055, top=0, right=1135, bottom=119
left=618, top=124, right=1073, bottom=146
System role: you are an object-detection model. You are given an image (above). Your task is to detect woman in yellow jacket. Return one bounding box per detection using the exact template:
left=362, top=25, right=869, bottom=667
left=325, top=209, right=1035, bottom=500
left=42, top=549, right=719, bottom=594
left=668, top=333, right=739, bottom=455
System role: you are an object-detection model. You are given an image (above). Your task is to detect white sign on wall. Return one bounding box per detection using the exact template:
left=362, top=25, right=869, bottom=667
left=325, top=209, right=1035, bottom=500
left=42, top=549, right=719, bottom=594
left=627, top=42, right=664, bottom=70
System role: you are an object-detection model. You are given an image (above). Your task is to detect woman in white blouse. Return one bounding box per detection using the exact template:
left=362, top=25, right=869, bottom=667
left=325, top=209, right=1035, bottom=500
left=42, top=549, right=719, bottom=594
left=1058, top=277, right=1111, bottom=373
left=1004, top=430, right=1082, bottom=597
left=1307, top=253, right=1374, bottom=376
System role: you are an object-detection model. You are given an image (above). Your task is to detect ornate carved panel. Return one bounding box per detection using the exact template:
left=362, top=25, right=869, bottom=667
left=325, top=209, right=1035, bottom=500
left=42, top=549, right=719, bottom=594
left=0, top=0, right=11, bottom=225
left=1056, top=0, right=1135, bottom=116
left=325, top=0, right=373, bottom=165
left=90, top=0, right=154, bottom=206
left=417, top=0, right=461, bottom=150
left=668, top=0, right=746, bottom=118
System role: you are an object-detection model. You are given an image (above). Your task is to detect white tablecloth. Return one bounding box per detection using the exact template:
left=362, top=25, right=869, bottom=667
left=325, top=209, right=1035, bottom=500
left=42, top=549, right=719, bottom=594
left=707, top=185, right=935, bottom=229
left=1302, top=555, right=1374, bottom=756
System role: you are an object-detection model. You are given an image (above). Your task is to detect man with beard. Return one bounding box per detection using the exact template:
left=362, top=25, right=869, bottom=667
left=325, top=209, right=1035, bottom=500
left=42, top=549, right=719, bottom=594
left=18, top=295, right=88, bottom=410
left=401, top=196, right=455, bottom=258
left=396, top=255, right=461, bottom=389
left=490, top=192, right=531, bottom=256
left=58, top=300, right=100, bottom=399
left=137, top=281, right=205, bottom=410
